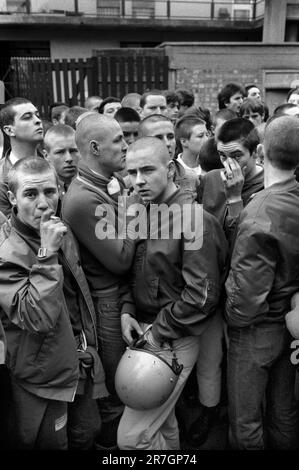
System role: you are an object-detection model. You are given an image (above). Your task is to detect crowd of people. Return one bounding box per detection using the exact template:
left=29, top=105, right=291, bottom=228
left=1, top=81, right=299, bottom=451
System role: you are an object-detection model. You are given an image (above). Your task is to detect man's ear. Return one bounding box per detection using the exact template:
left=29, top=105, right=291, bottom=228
left=167, top=160, right=176, bottom=180
left=3, top=125, right=15, bottom=138
left=7, top=190, right=16, bottom=207
left=90, top=140, right=100, bottom=156
left=257, top=143, right=264, bottom=161
left=180, top=137, right=188, bottom=149
left=42, top=149, right=48, bottom=159
left=52, top=118, right=58, bottom=126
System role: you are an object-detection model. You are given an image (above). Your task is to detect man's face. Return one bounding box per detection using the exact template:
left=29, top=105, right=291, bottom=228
left=247, top=87, right=261, bottom=102
left=185, top=124, right=209, bottom=156
left=126, top=146, right=170, bottom=203
left=142, top=95, right=167, bottom=117
left=103, top=102, right=122, bottom=118
left=119, top=121, right=139, bottom=146
left=242, top=111, right=263, bottom=128
left=226, top=92, right=244, bottom=113
left=9, top=171, right=59, bottom=231
left=166, top=101, right=179, bottom=122
left=141, top=120, right=175, bottom=158
left=288, top=93, right=299, bottom=106
left=46, top=133, right=80, bottom=182
left=8, top=103, right=43, bottom=143
left=217, top=139, right=253, bottom=177
left=99, top=120, right=128, bottom=173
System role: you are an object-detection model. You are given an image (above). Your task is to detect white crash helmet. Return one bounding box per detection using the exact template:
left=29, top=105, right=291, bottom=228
left=115, top=341, right=183, bottom=410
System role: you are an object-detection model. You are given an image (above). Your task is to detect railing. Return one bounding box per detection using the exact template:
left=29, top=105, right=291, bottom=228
left=0, top=0, right=265, bottom=22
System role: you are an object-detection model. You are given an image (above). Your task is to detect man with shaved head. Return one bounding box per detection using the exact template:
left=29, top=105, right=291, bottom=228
left=225, top=116, right=299, bottom=449
left=117, top=137, right=228, bottom=450
left=62, top=113, right=136, bottom=449
left=138, top=114, right=200, bottom=201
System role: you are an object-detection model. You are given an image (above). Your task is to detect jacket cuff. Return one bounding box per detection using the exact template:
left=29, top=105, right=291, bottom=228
left=226, top=200, right=243, bottom=218
left=36, top=252, right=59, bottom=266
left=121, top=302, right=136, bottom=318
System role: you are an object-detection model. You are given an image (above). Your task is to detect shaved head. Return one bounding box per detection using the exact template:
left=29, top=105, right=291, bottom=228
left=75, top=113, right=121, bottom=158
left=127, top=137, right=170, bottom=166
left=264, top=115, right=299, bottom=170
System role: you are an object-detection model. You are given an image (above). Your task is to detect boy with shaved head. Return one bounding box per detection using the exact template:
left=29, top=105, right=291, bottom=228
left=62, top=113, right=135, bottom=449
left=117, top=137, right=227, bottom=450
left=226, top=116, right=299, bottom=449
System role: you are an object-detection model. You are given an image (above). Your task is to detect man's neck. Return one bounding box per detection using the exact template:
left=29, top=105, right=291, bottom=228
left=85, top=157, right=112, bottom=179
left=10, top=140, right=38, bottom=161
left=264, top=160, right=294, bottom=188
left=180, top=149, right=198, bottom=168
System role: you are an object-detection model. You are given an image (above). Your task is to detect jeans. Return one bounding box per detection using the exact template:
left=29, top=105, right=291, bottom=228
left=10, top=376, right=68, bottom=450
left=67, top=394, right=102, bottom=450
left=227, top=323, right=298, bottom=450
left=92, top=290, right=125, bottom=445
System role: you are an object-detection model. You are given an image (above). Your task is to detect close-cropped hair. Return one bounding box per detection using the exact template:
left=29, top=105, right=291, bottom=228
left=184, top=106, right=213, bottom=133
left=51, top=104, right=69, bottom=122
left=121, top=93, right=141, bottom=107
left=114, top=107, right=141, bottom=123
left=217, top=117, right=259, bottom=155
left=273, top=103, right=299, bottom=116
left=217, top=83, right=245, bottom=109
left=198, top=137, right=223, bottom=172
left=64, top=106, right=88, bottom=129
left=264, top=116, right=299, bottom=170
left=175, top=89, right=194, bottom=108
left=8, top=156, right=58, bottom=194
left=240, top=99, right=265, bottom=117
left=98, top=96, right=121, bottom=114
left=43, top=124, right=75, bottom=152
left=140, top=89, right=165, bottom=108
left=138, top=114, right=172, bottom=136
left=175, top=115, right=206, bottom=142
left=0, top=97, right=31, bottom=130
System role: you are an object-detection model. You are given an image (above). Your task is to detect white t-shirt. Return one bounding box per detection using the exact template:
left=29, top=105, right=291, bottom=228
left=176, top=154, right=202, bottom=176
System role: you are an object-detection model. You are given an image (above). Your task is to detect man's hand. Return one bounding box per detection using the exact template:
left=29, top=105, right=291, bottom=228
left=121, top=313, right=143, bottom=345
left=286, top=292, right=299, bottom=339
left=220, top=157, right=244, bottom=204
left=40, top=209, right=67, bottom=253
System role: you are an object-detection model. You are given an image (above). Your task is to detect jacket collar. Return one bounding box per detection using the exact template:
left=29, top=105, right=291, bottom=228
left=265, top=175, right=298, bottom=192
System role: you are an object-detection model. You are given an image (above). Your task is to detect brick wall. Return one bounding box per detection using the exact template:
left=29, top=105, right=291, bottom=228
left=161, top=42, right=299, bottom=116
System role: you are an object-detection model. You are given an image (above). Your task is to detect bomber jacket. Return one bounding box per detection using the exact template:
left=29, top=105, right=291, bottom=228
left=0, top=210, right=107, bottom=401
left=123, top=188, right=228, bottom=342
left=225, top=177, right=299, bottom=328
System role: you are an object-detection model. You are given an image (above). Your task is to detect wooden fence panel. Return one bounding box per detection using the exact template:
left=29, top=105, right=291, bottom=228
left=10, top=52, right=169, bottom=118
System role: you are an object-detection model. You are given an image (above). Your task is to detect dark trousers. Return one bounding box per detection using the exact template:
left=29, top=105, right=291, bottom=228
left=10, top=377, right=68, bottom=450
left=68, top=393, right=102, bottom=450
left=227, top=323, right=299, bottom=450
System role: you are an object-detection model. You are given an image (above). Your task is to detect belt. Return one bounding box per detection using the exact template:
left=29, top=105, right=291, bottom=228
left=91, top=285, right=119, bottom=297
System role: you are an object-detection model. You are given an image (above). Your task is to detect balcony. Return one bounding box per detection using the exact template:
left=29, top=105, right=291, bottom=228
left=0, top=0, right=265, bottom=29
left=0, top=0, right=265, bottom=20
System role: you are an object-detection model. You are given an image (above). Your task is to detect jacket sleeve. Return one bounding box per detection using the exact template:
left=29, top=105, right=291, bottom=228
left=0, top=253, right=66, bottom=334
left=225, top=218, right=277, bottom=327
left=0, top=182, right=12, bottom=217
left=152, top=208, right=228, bottom=341
left=62, top=190, right=136, bottom=275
